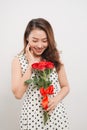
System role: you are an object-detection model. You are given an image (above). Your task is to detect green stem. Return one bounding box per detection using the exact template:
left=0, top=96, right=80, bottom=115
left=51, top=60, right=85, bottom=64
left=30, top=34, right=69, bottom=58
left=44, top=111, right=50, bottom=125
left=47, top=69, right=50, bottom=78
left=43, top=70, right=46, bottom=80
left=43, top=70, right=47, bottom=88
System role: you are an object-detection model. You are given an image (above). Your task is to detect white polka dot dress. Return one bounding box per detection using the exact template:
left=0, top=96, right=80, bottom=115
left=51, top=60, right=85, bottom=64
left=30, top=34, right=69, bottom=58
left=18, top=53, right=69, bottom=130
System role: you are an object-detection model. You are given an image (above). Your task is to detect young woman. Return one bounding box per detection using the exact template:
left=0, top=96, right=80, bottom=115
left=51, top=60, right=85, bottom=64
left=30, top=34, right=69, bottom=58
left=11, top=18, right=70, bottom=130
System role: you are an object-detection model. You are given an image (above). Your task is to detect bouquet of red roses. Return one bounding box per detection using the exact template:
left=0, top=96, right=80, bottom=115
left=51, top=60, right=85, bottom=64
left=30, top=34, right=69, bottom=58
left=25, top=61, right=54, bottom=125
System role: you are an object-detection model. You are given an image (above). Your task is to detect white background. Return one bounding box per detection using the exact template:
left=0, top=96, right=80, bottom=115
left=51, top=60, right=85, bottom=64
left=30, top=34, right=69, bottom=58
left=0, top=0, right=87, bottom=130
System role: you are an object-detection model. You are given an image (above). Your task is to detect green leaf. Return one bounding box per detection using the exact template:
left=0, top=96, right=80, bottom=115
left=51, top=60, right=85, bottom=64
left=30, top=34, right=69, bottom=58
left=47, top=80, right=52, bottom=86
left=35, top=77, right=45, bottom=87
left=33, top=85, right=38, bottom=89
left=24, top=79, right=32, bottom=85
left=33, top=76, right=38, bottom=81
left=33, top=76, right=40, bottom=86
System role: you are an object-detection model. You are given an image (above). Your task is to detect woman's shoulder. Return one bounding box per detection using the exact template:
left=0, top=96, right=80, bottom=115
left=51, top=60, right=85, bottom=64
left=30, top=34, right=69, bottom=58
left=12, top=55, right=20, bottom=66
left=12, top=52, right=25, bottom=64
left=16, top=51, right=25, bottom=58
left=15, top=51, right=26, bottom=60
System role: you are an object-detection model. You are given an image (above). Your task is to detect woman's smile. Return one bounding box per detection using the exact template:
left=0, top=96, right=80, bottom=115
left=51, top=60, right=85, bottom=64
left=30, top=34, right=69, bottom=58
left=32, top=47, right=46, bottom=54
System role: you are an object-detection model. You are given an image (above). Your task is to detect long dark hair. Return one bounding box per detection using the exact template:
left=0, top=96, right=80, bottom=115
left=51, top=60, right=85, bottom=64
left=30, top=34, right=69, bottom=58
left=23, top=18, right=62, bottom=71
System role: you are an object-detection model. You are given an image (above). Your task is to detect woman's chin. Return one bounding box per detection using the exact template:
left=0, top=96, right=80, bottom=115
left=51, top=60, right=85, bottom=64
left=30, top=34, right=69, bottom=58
left=33, top=52, right=42, bottom=57
left=33, top=50, right=44, bottom=56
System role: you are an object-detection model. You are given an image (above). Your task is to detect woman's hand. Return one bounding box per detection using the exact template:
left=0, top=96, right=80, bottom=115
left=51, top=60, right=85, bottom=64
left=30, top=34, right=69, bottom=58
left=47, top=95, right=59, bottom=114
left=25, top=44, right=34, bottom=65
left=25, top=44, right=41, bottom=65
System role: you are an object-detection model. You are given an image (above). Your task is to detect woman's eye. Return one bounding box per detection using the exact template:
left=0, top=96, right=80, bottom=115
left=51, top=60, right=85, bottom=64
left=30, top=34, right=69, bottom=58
left=33, top=40, right=37, bottom=42
left=43, top=40, right=47, bottom=43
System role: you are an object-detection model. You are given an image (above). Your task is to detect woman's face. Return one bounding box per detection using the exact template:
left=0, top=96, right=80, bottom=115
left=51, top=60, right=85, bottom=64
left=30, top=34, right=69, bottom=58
left=27, top=29, right=48, bottom=57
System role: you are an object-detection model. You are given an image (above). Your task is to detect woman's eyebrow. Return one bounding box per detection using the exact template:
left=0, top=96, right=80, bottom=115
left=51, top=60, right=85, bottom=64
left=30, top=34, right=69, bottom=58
left=42, top=38, right=47, bottom=40
left=32, top=37, right=47, bottom=40
left=32, top=37, right=38, bottom=39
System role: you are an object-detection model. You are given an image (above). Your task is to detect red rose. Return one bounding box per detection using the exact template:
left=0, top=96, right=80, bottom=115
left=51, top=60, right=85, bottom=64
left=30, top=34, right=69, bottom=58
left=37, top=61, right=46, bottom=71
left=32, top=61, right=54, bottom=71
left=32, top=63, right=39, bottom=69
left=32, top=61, right=47, bottom=71
left=46, top=62, right=54, bottom=69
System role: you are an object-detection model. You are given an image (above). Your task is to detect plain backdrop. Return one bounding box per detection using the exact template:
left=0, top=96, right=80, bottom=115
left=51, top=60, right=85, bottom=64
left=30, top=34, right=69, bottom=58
left=0, top=0, right=87, bottom=130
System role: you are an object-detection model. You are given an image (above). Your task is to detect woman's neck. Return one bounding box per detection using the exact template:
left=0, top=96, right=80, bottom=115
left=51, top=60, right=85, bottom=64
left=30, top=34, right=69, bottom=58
left=32, top=54, right=42, bottom=62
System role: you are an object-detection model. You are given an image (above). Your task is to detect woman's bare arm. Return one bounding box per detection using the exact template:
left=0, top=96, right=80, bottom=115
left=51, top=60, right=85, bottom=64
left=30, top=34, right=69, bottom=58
left=11, top=57, right=32, bottom=99
left=57, top=64, right=70, bottom=101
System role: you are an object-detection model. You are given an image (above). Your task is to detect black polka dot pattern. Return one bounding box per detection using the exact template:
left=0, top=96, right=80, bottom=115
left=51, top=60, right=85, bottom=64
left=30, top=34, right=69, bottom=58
left=18, top=54, right=69, bottom=130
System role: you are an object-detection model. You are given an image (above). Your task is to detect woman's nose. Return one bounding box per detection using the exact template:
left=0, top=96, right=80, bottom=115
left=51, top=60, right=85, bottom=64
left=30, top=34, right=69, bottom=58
left=37, top=42, right=42, bottom=48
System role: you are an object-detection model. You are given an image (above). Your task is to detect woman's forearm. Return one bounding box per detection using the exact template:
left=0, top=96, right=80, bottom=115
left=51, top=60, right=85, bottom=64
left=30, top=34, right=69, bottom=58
left=56, top=85, right=70, bottom=102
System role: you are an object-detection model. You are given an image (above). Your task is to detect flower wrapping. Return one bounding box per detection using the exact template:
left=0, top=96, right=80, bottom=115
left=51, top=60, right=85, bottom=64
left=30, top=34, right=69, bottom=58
left=25, top=61, right=54, bottom=125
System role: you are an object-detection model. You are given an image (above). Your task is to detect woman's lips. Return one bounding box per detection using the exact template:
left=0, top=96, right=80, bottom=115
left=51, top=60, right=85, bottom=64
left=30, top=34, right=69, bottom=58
left=35, top=48, right=44, bottom=53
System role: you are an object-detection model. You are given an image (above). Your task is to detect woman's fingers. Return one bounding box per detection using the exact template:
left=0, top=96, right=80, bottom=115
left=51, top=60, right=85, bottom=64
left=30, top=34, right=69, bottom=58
left=47, top=97, right=58, bottom=114
left=25, top=44, right=34, bottom=62
left=47, top=103, right=55, bottom=111
left=47, top=99, right=54, bottom=111
left=47, top=104, right=55, bottom=114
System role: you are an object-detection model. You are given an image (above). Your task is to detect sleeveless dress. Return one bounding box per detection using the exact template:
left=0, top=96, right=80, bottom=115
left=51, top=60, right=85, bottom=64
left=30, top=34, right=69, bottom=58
left=18, top=53, right=69, bottom=130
